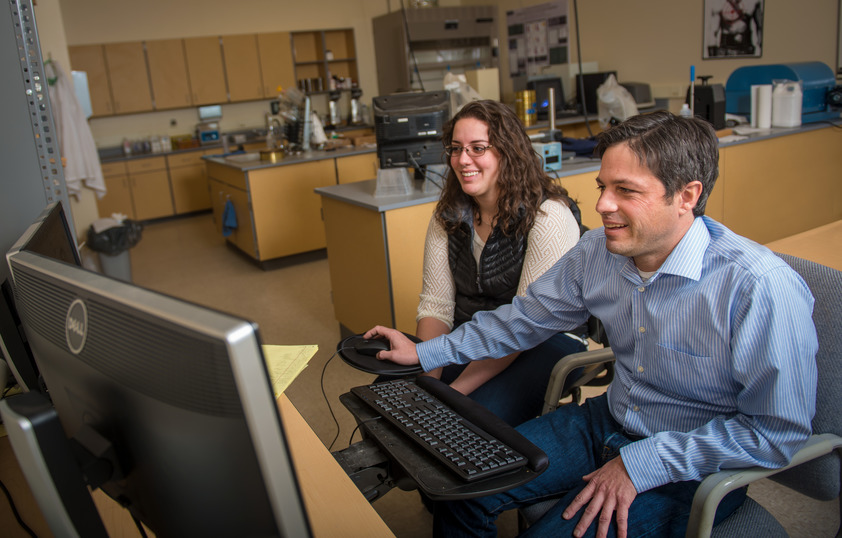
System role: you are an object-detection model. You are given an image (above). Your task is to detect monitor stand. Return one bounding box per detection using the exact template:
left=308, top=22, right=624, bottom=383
left=0, top=392, right=109, bottom=538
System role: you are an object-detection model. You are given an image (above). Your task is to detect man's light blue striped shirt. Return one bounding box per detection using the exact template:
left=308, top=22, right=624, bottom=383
left=417, top=216, right=818, bottom=492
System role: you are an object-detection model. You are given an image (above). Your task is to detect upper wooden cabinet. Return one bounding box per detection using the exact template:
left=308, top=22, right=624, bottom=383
left=257, top=32, right=295, bottom=97
left=103, top=42, right=153, bottom=114
left=69, top=28, right=347, bottom=114
left=184, top=36, right=229, bottom=106
left=145, top=39, right=192, bottom=111
left=68, top=45, right=114, bottom=116
left=221, top=34, right=264, bottom=103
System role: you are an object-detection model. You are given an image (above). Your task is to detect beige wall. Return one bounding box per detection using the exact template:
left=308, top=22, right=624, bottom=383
left=45, top=0, right=841, bottom=138
left=30, top=0, right=842, bottom=233
left=34, top=0, right=100, bottom=239
left=466, top=0, right=839, bottom=103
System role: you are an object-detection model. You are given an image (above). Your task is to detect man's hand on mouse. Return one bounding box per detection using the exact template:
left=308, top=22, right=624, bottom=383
left=363, top=326, right=420, bottom=366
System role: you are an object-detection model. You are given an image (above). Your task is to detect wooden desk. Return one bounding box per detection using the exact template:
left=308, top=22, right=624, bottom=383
left=764, top=219, right=842, bottom=271
left=0, top=395, right=393, bottom=537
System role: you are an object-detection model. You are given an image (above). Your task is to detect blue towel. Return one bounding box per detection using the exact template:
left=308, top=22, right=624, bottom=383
left=222, top=199, right=237, bottom=237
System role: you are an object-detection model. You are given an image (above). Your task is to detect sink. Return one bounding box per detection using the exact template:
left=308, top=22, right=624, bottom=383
left=225, top=152, right=261, bottom=164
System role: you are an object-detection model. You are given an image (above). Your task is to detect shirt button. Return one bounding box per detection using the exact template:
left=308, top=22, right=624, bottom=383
left=637, top=365, right=644, bottom=373
left=638, top=286, right=645, bottom=292
left=639, top=326, right=646, bottom=333
left=633, top=405, right=640, bottom=412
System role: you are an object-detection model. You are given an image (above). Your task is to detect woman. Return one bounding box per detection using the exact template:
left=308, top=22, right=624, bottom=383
left=417, top=99, right=586, bottom=427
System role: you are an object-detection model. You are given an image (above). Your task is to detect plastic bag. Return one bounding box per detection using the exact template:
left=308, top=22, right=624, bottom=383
left=87, top=218, right=143, bottom=255
left=443, top=71, right=483, bottom=114
left=596, top=74, right=639, bottom=129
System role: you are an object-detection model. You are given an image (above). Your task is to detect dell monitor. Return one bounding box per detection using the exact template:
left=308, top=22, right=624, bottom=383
left=2, top=239, right=312, bottom=535
left=373, top=90, right=451, bottom=172
left=2, top=202, right=80, bottom=393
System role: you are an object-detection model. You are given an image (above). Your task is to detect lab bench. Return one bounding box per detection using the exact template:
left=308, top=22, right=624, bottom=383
left=203, top=146, right=378, bottom=262
left=316, top=120, right=842, bottom=336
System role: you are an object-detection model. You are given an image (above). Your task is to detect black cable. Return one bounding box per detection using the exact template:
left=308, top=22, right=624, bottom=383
left=0, top=478, right=38, bottom=538
left=408, top=154, right=446, bottom=189
left=321, top=350, right=344, bottom=451
left=572, top=0, right=594, bottom=138
left=348, top=416, right=382, bottom=446
left=400, top=0, right=425, bottom=92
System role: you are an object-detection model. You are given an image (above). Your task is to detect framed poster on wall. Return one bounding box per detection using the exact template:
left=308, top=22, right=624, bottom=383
left=507, top=0, right=569, bottom=77
left=703, top=0, right=764, bottom=59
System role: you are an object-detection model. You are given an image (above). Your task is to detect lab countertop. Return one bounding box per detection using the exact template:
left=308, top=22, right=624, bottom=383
left=314, top=157, right=604, bottom=212
left=203, top=145, right=377, bottom=172
left=313, top=117, right=842, bottom=213
left=315, top=178, right=442, bottom=212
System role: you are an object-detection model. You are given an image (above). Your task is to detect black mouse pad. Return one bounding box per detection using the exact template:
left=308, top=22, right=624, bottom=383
left=337, top=333, right=424, bottom=375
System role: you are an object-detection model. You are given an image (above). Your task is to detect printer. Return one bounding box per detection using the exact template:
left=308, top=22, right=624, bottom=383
left=725, top=61, right=840, bottom=124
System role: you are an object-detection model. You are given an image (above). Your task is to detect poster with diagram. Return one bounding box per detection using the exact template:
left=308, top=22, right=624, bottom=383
left=507, top=0, right=569, bottom=77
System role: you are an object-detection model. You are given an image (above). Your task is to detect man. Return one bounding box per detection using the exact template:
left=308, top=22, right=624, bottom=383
left=365, top=110, right=817, bottom=537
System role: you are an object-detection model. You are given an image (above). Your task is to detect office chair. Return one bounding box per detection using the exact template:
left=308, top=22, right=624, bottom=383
left=519, top=253, right=842, bottom=537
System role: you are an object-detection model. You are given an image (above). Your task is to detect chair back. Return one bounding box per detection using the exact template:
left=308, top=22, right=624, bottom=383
left=771, top=253, right=842, bottom=500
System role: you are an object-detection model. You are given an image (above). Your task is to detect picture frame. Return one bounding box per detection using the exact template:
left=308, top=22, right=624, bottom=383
left=703, top=0, right=764, bottom=59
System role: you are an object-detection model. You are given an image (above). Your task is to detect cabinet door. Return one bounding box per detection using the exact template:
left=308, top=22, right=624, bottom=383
left=184, top=36, right=228, bottom=105
left=336, top=153, right=377, bottom=184
left=130, top=170, right=174, bottom=220
left=103, top=42, right=153, bottom=114
left=257, top=32, right=295, bottom=96
left=170, top=163, right=211, bottom=214
left=97, top=174, right=135, bottom=219
left=209, top=178, right=256, bottom=257
left=146, top=39, right=192, bottom=110
left=68, top=45, right=114, bottom=116
left=222, top=34, right=264, bottom=102
left=249, top=159, right=336, bottom=259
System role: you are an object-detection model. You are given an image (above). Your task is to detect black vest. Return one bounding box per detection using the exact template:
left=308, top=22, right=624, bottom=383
left=448, top=221, right=527, bottom=328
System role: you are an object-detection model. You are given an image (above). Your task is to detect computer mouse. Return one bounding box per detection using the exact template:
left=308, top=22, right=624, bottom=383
left=354, top=338, right=390, bottom=357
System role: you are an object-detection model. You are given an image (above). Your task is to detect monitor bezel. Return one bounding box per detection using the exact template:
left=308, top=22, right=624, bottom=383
left=6, top=249, right=312, bottom=537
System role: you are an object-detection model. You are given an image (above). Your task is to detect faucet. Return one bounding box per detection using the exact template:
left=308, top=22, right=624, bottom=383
left=265, top=113, right=282, bottom=148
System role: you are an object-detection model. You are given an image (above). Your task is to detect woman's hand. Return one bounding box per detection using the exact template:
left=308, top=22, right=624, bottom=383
left=363, top=326, right=421, bottom=366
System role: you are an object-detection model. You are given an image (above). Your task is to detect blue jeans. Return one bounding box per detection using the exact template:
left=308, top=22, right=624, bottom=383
left=439, top=332, right=586, bottom=427
left=433, top=394, right=747, bottom=537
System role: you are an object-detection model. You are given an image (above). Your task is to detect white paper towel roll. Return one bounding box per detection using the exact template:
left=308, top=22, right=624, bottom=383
left=752, top=84, right=773, bottom=129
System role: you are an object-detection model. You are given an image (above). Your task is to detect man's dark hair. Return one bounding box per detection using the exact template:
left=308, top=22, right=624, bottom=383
left=594, top=110, right=719, bottom=217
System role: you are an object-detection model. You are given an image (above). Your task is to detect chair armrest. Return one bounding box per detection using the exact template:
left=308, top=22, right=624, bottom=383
left=541, top=348, right=615, bottom=415
left=685, top=433, right=842, bottom=538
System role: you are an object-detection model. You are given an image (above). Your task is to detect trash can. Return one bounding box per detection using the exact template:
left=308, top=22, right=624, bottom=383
left=87, top=218, right=143, bottom=282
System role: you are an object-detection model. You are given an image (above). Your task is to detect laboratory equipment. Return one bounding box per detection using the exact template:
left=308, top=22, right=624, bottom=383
left=725, top=62, right=840, bottom=124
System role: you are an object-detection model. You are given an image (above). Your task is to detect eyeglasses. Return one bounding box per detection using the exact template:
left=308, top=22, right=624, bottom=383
left=444, top=144, right=493, bottom=157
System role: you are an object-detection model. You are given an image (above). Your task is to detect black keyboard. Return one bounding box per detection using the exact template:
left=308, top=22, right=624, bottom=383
left=350, top=379, right=528, bottom=482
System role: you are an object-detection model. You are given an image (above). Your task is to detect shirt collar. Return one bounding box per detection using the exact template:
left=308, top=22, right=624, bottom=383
left=657, top=217, right=710, bottom=281
left=610, top=216, right=710, bottom=283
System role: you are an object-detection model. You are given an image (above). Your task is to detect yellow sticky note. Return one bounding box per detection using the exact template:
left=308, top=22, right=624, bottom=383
left=262, top=344, right=318, bottom=398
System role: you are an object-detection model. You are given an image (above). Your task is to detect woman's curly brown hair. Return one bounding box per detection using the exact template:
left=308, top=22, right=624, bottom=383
left=435, top=100, right=571, bottom=238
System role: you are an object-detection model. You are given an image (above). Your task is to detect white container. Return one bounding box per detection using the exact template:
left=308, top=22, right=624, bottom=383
left=771, top=80, right=802, bottom=128
left=751, top=84, right=773, bottom=128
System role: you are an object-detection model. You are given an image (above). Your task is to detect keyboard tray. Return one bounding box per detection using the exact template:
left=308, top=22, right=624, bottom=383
left=340, top=376, right=548, bottom=500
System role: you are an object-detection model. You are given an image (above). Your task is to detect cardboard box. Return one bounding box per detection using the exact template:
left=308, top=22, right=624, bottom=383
left=352, top=134, right=377, bottom=147
left=464, top=67, right=500, bottom=101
